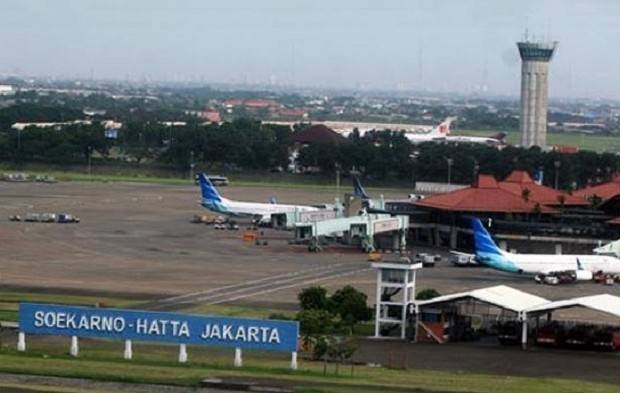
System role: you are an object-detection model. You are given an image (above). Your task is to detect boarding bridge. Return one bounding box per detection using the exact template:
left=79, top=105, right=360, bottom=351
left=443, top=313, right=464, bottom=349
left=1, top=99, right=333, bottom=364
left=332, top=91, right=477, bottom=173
left=295, top=212, right=409, bottom=252
left=271, top=201, right=343, bottom=230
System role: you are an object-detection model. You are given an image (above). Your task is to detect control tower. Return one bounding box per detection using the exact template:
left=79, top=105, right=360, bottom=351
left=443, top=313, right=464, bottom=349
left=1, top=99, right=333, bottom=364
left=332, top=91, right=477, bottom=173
left=517, top=39, right=558, bottom=148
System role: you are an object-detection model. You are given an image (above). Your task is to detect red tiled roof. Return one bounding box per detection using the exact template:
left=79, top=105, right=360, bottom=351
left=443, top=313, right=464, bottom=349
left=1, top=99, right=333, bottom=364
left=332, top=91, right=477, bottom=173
left=498, top=170, right=587, bottom=206
left=574, top=174, right=620, bottom=200
left=291, top=124, right=347, bottom=145
left=244, top=99, right=279, bottom=108
left=607, top=216, right=620, bottom=225
left=416, top=174, right=557, bottom=213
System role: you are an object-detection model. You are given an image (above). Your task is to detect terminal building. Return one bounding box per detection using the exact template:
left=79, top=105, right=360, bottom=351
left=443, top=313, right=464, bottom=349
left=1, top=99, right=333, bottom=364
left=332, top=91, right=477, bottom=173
left=386, top=170, right=620, bottom=254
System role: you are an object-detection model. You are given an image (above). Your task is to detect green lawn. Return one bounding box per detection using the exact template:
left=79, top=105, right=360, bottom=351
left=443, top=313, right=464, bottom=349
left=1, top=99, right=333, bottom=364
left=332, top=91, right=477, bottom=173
left=454, top=129, right=620, bottom=152
left=185, top=303, right=295, bottom=320
left=0, top=346, right=617, bottom=393
left=0, top=292, right=140, bottom=322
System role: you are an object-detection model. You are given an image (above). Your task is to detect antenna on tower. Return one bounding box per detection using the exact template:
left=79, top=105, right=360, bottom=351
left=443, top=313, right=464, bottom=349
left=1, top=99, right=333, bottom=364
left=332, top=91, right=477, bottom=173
left=524, top=28, right=529, bottom=42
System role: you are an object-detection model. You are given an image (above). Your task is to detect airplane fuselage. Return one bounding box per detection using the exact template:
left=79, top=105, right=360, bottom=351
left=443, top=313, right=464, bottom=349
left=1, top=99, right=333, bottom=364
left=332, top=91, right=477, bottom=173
left=202, top=197, right=318, bottom=219
left=478, top=249, right=620, bottom=275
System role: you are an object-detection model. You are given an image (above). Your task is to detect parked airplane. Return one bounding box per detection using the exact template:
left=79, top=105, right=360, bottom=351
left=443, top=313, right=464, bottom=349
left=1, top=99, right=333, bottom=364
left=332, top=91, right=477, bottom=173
left=472, top=218, right=620, bottom=284
left=352, top=176, right=371, bottom=200
left=198, top=173, right=319, bottom=223
left=405, top=118, right=502, bottom=146
left=405, top=118, right=454, bottom=144
left=594, top=239, right=620, bottom=258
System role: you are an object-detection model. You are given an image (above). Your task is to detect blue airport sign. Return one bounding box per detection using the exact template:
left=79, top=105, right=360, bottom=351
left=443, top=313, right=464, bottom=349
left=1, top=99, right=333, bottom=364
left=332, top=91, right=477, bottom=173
left=19, top=303, right=299, bottom=352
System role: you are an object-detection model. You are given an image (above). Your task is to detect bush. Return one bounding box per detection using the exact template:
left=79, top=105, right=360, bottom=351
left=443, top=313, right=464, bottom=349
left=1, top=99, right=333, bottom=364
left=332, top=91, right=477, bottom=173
left=416, top=288, right=441, bottom=300
left=297, top=309, right=335, bottom=336
left=298, top=286, right=328, bottom=311
left=328, top=285, right=372, bottom=328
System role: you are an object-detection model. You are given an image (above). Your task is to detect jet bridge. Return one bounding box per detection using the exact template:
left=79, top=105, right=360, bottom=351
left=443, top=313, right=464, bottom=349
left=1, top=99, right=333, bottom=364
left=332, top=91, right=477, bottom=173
left=294, top=212, right=409, bottom=252
left=271, top=207, right=341, bottom=230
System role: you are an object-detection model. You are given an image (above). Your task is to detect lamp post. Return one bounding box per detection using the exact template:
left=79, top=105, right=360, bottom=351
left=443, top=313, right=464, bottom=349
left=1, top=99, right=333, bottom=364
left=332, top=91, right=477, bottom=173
left=473, top=160, right=480, bottom=181
left=553, top=160, right=561, bottom=190
left=87, top=145, right=93, bottom=178
left=446, top=158, right=454, bottom=185
left=189, top=150, right=195, bottom=181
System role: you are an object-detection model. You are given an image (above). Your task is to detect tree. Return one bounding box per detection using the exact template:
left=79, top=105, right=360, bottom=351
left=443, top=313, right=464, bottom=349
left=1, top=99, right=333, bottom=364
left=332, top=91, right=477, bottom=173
left=326, top=337, right=358, bottom=376
left=416, top=288, right=441, bottom=300
left=298, top=286, right=328, bottom=311
left=327, top=285, right=372, bottom=329
left=297, top=309, right=335, bottom=336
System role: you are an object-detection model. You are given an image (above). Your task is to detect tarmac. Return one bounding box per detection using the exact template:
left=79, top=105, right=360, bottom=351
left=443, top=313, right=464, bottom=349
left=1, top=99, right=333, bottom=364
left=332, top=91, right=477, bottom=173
left=0, top=180, right=619, bottom=384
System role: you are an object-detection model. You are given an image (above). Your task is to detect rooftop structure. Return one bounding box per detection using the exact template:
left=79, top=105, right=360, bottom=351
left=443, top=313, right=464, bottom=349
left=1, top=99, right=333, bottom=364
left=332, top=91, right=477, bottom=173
left=517, top=40, right=558, bottom=149
left=499, top=170, right=587, bottom=206
left=574, top=174, right=620, bottom=200
left=415, top=174, right=557, bottom=213
left=291, top=124, right=347, bottom=145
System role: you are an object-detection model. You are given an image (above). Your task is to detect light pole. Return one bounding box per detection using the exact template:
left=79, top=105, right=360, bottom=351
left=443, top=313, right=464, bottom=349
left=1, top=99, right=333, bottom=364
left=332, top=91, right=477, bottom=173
left=553, top=160, right=561, bottom=190
left=189, top=150, right=195, bottom=181
left=87, top=145, right=92, bottom=178
left=446, top=158, right=454, bottom=185
left=473, top=160, right=480, bottom=181
left=335, top=163, right=341, bottom=196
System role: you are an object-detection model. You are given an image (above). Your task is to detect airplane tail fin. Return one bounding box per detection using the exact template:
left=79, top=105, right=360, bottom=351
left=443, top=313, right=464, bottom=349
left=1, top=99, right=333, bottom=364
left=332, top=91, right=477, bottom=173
left=353, top=176, right=370, bottom=199
left=471, top=218, right=502, bottom=256
left=431, top=117, right=455, bottom=136
left=198, top=174, right=222, bottom=202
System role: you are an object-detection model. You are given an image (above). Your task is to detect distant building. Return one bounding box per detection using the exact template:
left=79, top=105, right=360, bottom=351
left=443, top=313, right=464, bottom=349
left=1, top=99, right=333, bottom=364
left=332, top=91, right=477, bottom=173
left=291, top=124, right=347, bottom=146
left=0, top=85, right=14, bottom=96
left=289, top=124, right=347, bottom=173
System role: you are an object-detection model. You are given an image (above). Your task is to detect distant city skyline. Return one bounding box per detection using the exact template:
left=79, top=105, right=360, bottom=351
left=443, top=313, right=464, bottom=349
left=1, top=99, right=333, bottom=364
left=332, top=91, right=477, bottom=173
left=2, top=0, right=620, bottom=99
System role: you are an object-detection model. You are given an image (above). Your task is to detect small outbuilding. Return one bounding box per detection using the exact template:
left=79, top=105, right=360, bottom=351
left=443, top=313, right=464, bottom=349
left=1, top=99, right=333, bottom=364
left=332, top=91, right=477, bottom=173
left=414, top=285, right=549, bottom=344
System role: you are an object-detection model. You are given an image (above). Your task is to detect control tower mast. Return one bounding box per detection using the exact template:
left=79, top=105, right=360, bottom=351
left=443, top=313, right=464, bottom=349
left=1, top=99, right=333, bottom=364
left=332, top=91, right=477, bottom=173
left=517, top=38, right=558, bottom=149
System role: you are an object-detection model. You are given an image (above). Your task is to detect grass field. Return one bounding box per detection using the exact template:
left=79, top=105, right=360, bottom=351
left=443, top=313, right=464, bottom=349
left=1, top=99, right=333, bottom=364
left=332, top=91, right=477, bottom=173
left=0, top=292, right=139, bottom=322
left=454, top=129, right=620, bottom=152
left=0, top=346, right=617, bottom=393
left=0, top=167, right=411, bottom=193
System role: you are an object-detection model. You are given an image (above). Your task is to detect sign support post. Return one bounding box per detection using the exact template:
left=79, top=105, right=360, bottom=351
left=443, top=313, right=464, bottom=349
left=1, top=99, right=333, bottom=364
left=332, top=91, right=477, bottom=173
left=70, top=336, right=79, bottom=357
left=290, top=351, right=298, bottom=370
left=234, top=347, right=243, bottom=367
left=123, top=339, right=133, bottom=360
left=179, top=344, right=188, bottom=363
left=17, top=332, right=26, bottom=352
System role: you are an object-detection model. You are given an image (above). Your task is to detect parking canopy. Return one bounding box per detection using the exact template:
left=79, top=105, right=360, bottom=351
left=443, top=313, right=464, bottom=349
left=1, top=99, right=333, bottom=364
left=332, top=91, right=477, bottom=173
left=415, top=285, right=549, bottom=313
left=523, top=294, right=620, bottom=318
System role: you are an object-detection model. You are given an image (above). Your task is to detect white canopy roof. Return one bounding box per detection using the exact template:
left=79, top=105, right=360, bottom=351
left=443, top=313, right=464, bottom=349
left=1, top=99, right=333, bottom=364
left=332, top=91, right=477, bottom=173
left=523, top=294, right=620, bottom=318
left=416, top=285, right=549, bottom=313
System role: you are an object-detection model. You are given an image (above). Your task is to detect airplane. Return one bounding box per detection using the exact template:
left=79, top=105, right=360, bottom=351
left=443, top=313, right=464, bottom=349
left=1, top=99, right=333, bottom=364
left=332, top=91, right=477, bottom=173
left=198, top=173, right=319, bottom=224
left=404, top=118, right=454, bottom=144
left=594, top=239, right=620, bottom=258
left=472, top=217, right=620, bottom=284
left=405, top=118, right=502, bottom=146
left=353, top=176, right=371, bottom=200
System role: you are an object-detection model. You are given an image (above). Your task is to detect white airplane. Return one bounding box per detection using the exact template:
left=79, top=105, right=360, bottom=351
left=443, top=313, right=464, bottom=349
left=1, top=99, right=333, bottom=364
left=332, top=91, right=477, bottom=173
left=404, top=118, right=454, bottom=144
left=594, top=239, right=620, bottom=258
left=472, top=218, right=620, bottom=283
left=405, top=118, right=502, bottom=146
left=198, top=173, right=319, bottom=223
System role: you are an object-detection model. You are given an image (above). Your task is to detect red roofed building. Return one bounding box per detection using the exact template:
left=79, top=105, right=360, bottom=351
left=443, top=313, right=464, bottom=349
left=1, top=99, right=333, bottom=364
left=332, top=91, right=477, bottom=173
left=416, top=174, right=557, bottom=214
left=498, top=170, right=587, bottom=207
left=574, top=174, right=620, bottom=200
left=291, top=124, right=347, bottom=146
left=243, top=99, right=280, bottom=109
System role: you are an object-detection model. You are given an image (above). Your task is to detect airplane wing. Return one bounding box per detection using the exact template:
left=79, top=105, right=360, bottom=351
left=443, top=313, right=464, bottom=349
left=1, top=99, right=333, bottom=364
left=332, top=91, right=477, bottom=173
left=450, top=251, right=475, bottom=257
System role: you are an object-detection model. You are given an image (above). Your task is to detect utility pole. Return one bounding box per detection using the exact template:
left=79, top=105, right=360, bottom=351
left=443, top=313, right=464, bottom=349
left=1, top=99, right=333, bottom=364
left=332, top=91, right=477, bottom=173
left=446, top=158, right=454, bottom=185
left=554, top=160, right=561, bottom=189
left=87, top=145, right=92, bottom=178
left=189, top=150, right=195, bottom=181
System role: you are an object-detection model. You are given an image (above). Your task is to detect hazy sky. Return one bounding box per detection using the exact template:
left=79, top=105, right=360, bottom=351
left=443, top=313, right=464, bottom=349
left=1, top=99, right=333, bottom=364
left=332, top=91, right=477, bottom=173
left=3, top=0, right=619, bottom=99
